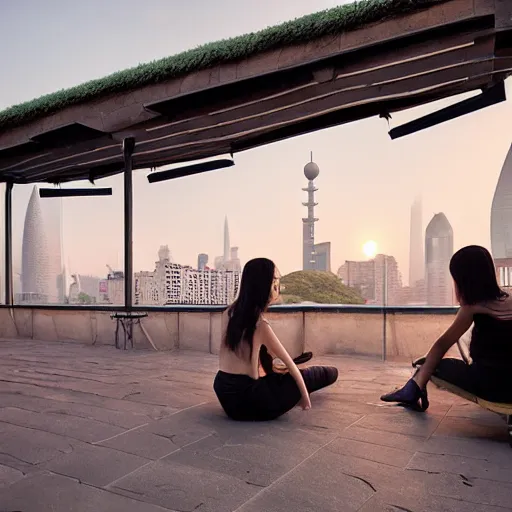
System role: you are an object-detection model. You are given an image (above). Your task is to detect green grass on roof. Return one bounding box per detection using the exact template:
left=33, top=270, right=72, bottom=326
left=0, top=0, right=447, bottom=131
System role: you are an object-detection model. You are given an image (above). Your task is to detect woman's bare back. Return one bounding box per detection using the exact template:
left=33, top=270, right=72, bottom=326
left=218, top=312, right=266, bottom=379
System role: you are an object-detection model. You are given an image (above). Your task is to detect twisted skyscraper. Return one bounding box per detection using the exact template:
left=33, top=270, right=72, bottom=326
left=21, top=186, right=51, bottom=303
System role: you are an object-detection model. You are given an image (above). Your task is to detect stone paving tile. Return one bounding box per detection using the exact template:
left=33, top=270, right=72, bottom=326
left=0, top=471, right=174, bottom=512
left=419, top=435, right=512, bottom=467
left=327, top=437, right=415, bottom=468
left=0, top=406, right=124, bottom=443
left=163, top=426, right=335, bottom=487
left=1, top=340, right=511, bottom=512
left=337, top=424, right=427, bottom=452
left=0, top=421, right=74, bottom=465
left=0, top=382, right=178, bottom=419
left=98, top=429, right=181, bottom=459
left=0, top=463, right=25, bottom=488
left=435, top=416, right=509, bottom=442
left=419, top=471, right=512, bottom=509
left=407, top=451, right=512, bottom=484
left=0, top=393, right=152, bottom=428
left=41, top=441, right=150, bottom=487
left=356, top=408, right=444, bottom=437
left=236, top=446, right=378, bottom=512
left=357, top=488, right=512, bottom=512
left=109, top=460, right=257, bottom=512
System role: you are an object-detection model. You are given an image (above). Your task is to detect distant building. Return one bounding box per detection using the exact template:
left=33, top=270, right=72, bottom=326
left=20, top=186, right=51, bottom=304
left=134, top=249, right=240, bottom=305
left=19, top=186, right=65, bottom=304
left=99, top=267, right=125, bottom=305
left=214, top=217, right=241, bottom=271
left=314, top=242, right=331, bottom=272
left=491, top=144, right=512, bottom=289
left=197, top=253, right=208, bottom=271
left=68, top=274, right=102, bottom=304
left=338, top=254, right=402, bottom=305
left=409, top=196, right=424, bottom=287
left=425, top=213, right=454, bottom=306
left=302, top=156, right=320, bottom=270
left=301, top=155, right=331, bottom=271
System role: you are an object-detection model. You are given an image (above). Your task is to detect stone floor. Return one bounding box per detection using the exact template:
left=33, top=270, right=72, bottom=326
left=0, top=340, right=511, bottom=512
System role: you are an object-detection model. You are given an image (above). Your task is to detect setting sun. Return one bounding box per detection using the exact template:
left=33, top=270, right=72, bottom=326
left=363, top=240, right=377, bottom=259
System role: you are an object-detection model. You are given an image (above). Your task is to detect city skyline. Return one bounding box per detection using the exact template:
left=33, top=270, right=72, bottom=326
left=1, top=1, right=511, bottom=291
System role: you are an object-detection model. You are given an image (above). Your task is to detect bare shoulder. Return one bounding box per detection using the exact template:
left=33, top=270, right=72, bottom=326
left=475, top=296, right=512, bottom=318
left=255, top=316, right=273, bottom=339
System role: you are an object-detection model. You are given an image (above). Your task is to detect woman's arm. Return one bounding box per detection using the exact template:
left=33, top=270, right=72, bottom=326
left=413, top=306, right=474, bottom=389
left=259, top=322, right=311, bottom=409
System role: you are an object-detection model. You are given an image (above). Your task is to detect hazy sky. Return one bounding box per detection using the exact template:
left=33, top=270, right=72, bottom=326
left=1, top=0, right=511, bottom=286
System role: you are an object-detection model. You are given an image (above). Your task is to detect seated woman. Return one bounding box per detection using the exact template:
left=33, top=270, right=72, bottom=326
left=381, top=245, right=512, bottom=412
left=214, top=257, right=338, bottom=421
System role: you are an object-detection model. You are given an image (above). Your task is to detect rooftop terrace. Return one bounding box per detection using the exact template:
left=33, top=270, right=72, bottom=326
left=0, top=339, right=510, bottom=511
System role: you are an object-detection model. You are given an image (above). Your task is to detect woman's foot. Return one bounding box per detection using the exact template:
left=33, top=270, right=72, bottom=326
left=380, top=378, right=429, bottom=412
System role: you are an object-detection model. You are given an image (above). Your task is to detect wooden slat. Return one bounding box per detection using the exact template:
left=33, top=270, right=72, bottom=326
left=7, top=57, right=499, bottom=181
left=138, top=36, right=495, bottom=145
left=145, top=25, right=494, bottom=129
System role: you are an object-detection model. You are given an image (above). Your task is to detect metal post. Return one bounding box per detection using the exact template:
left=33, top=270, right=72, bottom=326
left=382, top=255, right=388, bottom=361
left=123, top=138, right=135, bottom=311
left=4, top=182, right=13, bottom=305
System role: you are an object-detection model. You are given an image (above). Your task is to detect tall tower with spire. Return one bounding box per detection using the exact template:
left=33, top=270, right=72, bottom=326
left=302, top=153, right=320, bottom=270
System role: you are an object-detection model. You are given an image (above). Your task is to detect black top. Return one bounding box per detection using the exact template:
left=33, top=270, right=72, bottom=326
left=470, top=314, right=512, bottom=367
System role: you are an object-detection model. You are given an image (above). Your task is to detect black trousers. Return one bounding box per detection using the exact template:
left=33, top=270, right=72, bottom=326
left=213, top=366, right=338, bottom=421
left=434, top=358, right=512, bottom=403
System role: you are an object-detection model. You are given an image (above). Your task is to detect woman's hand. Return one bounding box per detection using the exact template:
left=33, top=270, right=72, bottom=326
left=299, top=393, right=312, bottom=411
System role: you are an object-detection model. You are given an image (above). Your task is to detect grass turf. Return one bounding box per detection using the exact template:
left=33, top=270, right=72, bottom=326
left=0, top=0, right=447, bottom=131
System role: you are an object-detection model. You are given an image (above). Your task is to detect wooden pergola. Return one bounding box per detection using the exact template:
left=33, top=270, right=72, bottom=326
left=0, top=0, right=511, bottom=309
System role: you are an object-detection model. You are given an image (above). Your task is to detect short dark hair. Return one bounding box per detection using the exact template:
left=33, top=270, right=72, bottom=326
left=449, top=245, right=508, bottom=305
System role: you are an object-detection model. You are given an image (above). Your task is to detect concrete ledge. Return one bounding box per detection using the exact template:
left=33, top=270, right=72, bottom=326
left=0, top=306, right=457, bottom=359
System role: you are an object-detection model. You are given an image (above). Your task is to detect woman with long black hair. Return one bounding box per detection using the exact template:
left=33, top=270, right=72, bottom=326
left=381, top=245, right=512, bottom=411
left=214, top=258, right=338, bottom=421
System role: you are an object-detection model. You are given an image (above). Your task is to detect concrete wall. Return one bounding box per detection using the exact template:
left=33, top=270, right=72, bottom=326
left=0, top=307, right=459, bottom=359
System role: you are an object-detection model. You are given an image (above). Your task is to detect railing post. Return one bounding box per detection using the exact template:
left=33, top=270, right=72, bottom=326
left=123, top=138, right=135, bottom=312
left=4, top=182, right=13, bottom=305
left=382, top=256, right=388, bottom=361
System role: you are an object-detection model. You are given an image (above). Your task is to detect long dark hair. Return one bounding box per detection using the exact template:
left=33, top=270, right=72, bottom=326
left=224, top=258, right=275, bottom=359
left=449, top=245, right=508, bottom=305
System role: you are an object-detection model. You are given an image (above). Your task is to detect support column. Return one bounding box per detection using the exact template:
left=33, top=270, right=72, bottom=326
left=4, top=182, right=13, bottom=305
left=123, top=138, right=135, bottom=311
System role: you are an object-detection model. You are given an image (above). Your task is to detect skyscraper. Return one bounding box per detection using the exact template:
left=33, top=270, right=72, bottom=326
left=44, top=197, right=65, bottom=302
left=491, top=144, right=512, bottom=287
left=197, top=253, right=208, bottom=270
left=21, top=186, right=51, bottom=303
left=215, top=217, right=239, bottom=271
left=409, top=196, right=424, bottom=287
left=425, top=212, right=454, bottom=306
left=302, top=154, right=319, bottom=270
left=223, top=216, right=230, bottom=263
left=314, top=242, right=331, bottom=272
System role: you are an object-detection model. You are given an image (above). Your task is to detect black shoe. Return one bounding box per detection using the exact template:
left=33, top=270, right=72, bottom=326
left=381, top=378, right=429, bottom=412
left=293, top=352, right=313, bottom=365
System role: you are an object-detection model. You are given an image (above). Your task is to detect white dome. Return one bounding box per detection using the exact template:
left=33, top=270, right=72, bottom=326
left=304, top=161, right=319, bottom=180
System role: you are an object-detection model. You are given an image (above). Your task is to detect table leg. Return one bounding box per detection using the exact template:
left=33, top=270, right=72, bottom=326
left=115, top=319, right=120, bottom=349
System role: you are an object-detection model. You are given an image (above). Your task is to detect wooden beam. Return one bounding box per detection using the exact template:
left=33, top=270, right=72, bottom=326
left=138, top=35, right=495, bottom=145
left=145, top=24, right=493, bottom=129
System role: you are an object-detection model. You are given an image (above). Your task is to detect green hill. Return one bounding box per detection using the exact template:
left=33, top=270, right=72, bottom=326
left=280, top=271, right=365, bottom=305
